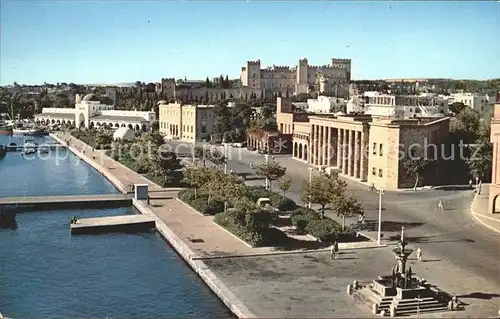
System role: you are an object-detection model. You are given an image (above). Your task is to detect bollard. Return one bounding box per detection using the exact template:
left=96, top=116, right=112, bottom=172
left=347, top=284, right=352, bottom=295
left=372, top=303, right=378, bottom=314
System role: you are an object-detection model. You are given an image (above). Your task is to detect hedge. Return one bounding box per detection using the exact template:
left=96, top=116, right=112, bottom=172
left=178, top=189, right=224, bottom=215
left=213, top=208, right=283, bottom=247
left=290, top=208, right=343, bottom=242
left=246, top=186, right=297, bottom=211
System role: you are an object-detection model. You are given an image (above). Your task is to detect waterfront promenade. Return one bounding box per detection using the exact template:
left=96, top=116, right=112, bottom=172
left=51, top=133, right=500, bottom=318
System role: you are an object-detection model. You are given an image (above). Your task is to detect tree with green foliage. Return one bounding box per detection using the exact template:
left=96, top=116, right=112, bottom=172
left=207, top=147, right=227, bottom=169
left=213, top=102, right=232, bottom=134
left=449, top=102, right=467, bottom=115
left=301, top=172, right=347, bottom=218
left=182, top=166, right=218, bottom=198
left=450, top=107, right=481, bottom=143
left=278, top=175, right=292, bottom=198
left=467, top=125, right=493, bottom=182
left=194, top=145, right=206, bottom=166
left=332, top=195, right=363, bottom=230
left=255, top=159, right=286, bottom=191
left=403, top=158, right=434, bottom=191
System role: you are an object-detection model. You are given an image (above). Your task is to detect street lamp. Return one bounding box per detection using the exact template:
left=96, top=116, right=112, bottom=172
left=377, top=187, right=384, bottom=245
left=223, top=144, right=228, bottom=175
left=308, top=167, right=313, bottom=209
left=264, top=154, right=269, bottom=190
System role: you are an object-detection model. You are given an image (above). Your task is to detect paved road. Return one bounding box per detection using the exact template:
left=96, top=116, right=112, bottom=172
left=170, top=142, right=500, bottom=288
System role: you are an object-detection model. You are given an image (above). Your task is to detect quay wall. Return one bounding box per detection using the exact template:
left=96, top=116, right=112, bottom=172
left=49, top=133, right=256, bottom=319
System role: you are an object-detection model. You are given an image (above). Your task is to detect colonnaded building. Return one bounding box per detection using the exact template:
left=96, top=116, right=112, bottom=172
left=34, top=94, right=156, bottom=131
left=274, top=97, right=450, bottom=190
left=157, top=101, right=216, bottom=142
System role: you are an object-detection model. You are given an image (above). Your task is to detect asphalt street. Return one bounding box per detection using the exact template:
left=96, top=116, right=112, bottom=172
left=167, top=140, right=500, bottom=287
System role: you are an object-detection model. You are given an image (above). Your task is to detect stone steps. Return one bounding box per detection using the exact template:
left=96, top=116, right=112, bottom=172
left=392, top=297, right=449, bottom=316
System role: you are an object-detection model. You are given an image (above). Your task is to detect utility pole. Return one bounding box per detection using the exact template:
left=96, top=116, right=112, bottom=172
left=264, top=154, right=269, bottom=190
left=377, top=188, right=384, bottom=245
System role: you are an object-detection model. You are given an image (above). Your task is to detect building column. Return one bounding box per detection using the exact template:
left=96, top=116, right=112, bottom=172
left=354, top=131, right=361, bottom=179
left=348, top=130, right=354, bottom=176
left=322, top=126, right=327, bottom=167
left=360, top=131, right=367, bottom=181
left=342, top=129, right=349, bottom=175
left=309, top=125, right=315, bottom=165
left=327, top=127, right=332, bottom=167
left=315, top=125, right=320, bottom=166
left=337, top=129, right=342, bottom=169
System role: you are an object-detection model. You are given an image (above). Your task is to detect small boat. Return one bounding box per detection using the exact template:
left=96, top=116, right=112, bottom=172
left=24, top=139, right=38, bottom=149
left=38, top=146, right=50, bottom=154
left=13, top=127, right=45, bottom=136
left=21, top=148, right=36, bottom=155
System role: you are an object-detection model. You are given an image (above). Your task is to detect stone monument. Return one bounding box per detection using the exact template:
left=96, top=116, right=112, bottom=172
left=349, top=227, right=458, bottom=317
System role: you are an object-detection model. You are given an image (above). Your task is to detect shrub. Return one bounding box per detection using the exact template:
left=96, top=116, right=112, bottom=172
left=290, top=211, right=320, bottom=229
left=307, top=218, right=339, bottom=242
left=295, top=219, right=308, bottom=234
left=261, top=227, right=290, bottom=246
left=273, top=198, right=297, bottom=211
left=246, top=185, right=271, bottom=202
left=178, top=189, right=195, bottom=202
left=214, top=211, right=266, bottom=247
left=190, top=197, right=224, bottom=215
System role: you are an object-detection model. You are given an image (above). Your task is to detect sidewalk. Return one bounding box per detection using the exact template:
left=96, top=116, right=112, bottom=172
left=470, top=184, right=500, bottom=234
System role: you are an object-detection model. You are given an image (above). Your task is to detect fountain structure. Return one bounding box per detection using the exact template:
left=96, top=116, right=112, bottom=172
left=349, top=227, right=458, bottom=317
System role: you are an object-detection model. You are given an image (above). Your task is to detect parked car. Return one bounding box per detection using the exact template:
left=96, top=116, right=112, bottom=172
left=247, top=146, right=256, bottom=151
left=258, top=148, right=268, bottom=154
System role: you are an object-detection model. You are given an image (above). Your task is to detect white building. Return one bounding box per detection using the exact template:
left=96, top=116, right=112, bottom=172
left=448, top=92, right=495, bottom=116
left=361, top=92, right=447, bottom=118
left=34, top=94, right=156, bottom=131
left=306, top=95, right=347, bottom=114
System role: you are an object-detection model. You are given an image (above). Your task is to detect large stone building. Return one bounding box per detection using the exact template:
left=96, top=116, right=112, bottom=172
left=276, top=97, right=450, bottom=190
left=488, top=93, right=500, bottom=215
left=158, top=101, right=215, bottom=142
left=34, top=94, right=155, bottom=131
left=158, top=78, right=263, bottom=103
left=240, top=58, right=351, bottom=95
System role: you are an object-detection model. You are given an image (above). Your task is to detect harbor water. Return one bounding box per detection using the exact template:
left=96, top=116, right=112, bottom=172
left=0, top=135, right=231, bottom=318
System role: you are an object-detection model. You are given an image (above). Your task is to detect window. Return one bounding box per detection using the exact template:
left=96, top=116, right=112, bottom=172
left=378, top=169, right=383, bottom=177
left=372, top=167, right=376, bottom=176
left=373, top=143, right=377, bottom=155
left=379, top=144, right=383, bottom=156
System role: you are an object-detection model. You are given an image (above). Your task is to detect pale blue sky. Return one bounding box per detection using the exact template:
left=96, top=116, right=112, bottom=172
left=0, top=1, right=498, bottom=85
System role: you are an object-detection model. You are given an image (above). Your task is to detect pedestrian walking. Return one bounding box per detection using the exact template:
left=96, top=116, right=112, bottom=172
left=469, top=179, right=473, bottom=189
left=416, top=246, right=423, bottom=262
left=438, top=199, right=444, bottom=212
left=478, top=180, right=483, bottom=195
left=330, top=242, right=336, bottom=259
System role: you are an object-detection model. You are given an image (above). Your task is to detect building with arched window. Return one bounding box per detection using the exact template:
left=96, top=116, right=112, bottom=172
left=34, top=94, right=155, bottom=131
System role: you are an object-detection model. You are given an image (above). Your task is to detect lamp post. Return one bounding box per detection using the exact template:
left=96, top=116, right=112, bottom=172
left=224, top=144, right=228, bottom=212
left=308, top=167, right=313, bottom=209
left=377, top=188, right=384, bottom=245
left=223, top=144, right=228, bottom=175
left=264, top=154, right=269, bottom=190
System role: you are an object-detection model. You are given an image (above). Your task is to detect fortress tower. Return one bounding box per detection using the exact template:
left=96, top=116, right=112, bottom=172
left=240, top=60, right=261, bottom=89
left=295, top=58, right=309, bottom=95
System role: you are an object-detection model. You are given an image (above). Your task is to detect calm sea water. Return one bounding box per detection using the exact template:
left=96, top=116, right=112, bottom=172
left=0, top=134, right=231, bottom=318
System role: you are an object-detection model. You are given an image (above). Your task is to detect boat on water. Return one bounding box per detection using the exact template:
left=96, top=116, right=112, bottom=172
left=12, top=127, right=45, bottom=136
left=0, top=123, right=12, bottom=134
left=21, top=148, right=36, bottom=155
left=38, top=146, right=50, bottom=154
